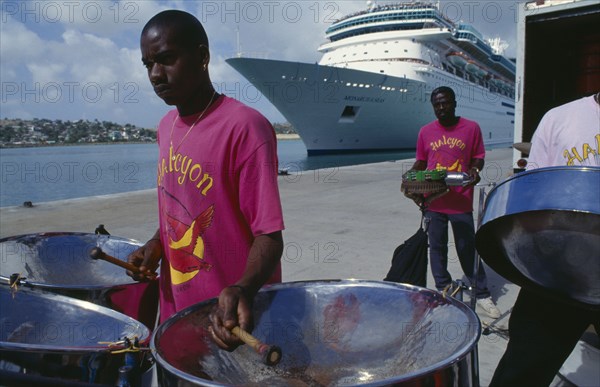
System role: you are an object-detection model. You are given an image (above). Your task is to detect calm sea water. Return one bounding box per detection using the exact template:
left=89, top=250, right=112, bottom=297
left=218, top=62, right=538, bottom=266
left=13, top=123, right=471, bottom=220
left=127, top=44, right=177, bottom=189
left=0, top=141, right=416, bottom=207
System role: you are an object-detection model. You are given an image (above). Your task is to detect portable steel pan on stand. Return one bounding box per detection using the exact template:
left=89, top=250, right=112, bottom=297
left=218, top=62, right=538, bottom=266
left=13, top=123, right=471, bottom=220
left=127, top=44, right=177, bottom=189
left=152, top=280, right=481, bottom=386
left=476, top=166, right=600, bottom=309
left=0, top=232, right=159, bottom=329
left=0, top=286, right=151, bottom=385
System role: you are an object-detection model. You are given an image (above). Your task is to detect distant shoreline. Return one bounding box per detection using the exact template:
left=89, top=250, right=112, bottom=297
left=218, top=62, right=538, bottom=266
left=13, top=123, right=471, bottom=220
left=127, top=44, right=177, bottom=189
left=0, top=141, right=155, bottom=149
left=1, top=134, right=300, bottom=149
left=276, top=133, right=300, bottom=140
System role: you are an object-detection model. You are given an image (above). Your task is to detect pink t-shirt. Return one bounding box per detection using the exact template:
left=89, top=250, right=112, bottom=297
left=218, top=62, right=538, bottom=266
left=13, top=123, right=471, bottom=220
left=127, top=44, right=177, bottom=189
left=155, top=95, right=285, bottom=321
left=415, top=117, right=485, bottom=214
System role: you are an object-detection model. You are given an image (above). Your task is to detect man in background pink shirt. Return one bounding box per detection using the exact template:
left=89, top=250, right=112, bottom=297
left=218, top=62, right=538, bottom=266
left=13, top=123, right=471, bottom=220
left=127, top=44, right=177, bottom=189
left=407, top=86, right=500, bottom=318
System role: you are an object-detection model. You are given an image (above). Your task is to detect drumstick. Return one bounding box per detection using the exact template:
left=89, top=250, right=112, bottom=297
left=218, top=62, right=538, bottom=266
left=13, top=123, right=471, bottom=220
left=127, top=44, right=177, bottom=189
left=231, top=326, right=282, bottom=366
left=89, top=247, right=140, bottom=273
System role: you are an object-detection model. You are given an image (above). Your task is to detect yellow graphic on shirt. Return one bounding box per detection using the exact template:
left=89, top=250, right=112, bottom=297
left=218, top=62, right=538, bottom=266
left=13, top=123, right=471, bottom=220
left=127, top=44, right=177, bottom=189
left=430, top=135, right=467, bottom=152
left=562, top=135, right=600, bottom=165
left=435, top=159, right=462, bottom=172
left=166, top=205, right=215, bottom=285
left=157, top=144, right=214, bottom=197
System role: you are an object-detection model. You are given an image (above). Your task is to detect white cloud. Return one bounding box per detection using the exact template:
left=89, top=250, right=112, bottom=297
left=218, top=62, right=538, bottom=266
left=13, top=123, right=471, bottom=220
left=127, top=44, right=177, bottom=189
left=0, top=14, right=45, bottom=66
left=26, top=63, right=66, bottom=85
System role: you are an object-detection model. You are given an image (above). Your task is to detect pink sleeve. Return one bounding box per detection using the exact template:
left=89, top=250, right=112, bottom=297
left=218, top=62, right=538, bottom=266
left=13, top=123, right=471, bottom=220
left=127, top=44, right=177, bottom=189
left=415, top=128, right=427, bottom=161
left=238, top=133, right=285, bottom=237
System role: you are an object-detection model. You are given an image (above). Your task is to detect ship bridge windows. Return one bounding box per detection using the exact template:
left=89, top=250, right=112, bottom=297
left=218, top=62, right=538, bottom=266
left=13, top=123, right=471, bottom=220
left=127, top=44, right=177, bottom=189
left=339, top=105, right=361, bottom=123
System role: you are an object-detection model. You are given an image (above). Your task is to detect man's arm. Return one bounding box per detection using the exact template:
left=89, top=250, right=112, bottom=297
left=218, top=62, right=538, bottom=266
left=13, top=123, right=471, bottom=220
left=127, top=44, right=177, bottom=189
left=233, top=231, right=284, bottom=298
left=210, top=231, right=284, bottom=350
left=468, top=157, right=485, bottom=185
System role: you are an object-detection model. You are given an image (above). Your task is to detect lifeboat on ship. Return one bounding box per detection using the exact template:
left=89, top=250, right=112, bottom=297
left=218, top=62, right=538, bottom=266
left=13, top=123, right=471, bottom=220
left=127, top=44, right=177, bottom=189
left=446, top=52, right=468, bottom=68
left=475, top=66, right=488, bottom=78
left=465, top=60, right=479, bottom=75
left=490, top=76, right=503, bottom=88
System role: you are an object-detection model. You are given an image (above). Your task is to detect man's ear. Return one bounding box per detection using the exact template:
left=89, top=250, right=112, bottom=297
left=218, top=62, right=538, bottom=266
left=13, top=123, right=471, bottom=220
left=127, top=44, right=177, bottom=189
left=197, top=44, right=210, bottom=69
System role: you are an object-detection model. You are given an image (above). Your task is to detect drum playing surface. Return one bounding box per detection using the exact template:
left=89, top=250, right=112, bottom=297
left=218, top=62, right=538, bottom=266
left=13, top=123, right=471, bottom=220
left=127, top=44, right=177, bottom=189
left=0, top=232, right=160, bottom=329
left=0, top=232, right=142, bottom=289
left=152, top=280, right=481, bottom=386
left=476, top=166, right=600, bottom=309
left=0, top=286, right=150, bottom=383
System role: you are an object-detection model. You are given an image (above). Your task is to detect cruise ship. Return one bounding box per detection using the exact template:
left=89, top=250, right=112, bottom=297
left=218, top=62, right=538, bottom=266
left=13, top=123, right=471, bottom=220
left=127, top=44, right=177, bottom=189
left=227, top=1, right=516, bottom=154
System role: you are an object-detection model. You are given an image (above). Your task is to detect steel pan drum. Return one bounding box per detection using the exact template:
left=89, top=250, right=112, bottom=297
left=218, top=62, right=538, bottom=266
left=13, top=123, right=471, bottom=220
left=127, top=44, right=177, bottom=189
left=476, top=166, right=600, bottom=309
left=152, top=280, right=481, bottom=386
left=0, top=232, right=159, bottom=329
left=0, top=286, right=150, bottom=384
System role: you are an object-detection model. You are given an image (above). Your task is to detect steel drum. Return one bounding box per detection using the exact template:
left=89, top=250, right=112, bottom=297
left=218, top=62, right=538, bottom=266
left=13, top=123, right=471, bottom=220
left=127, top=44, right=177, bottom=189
left=152, top=280, right=481, bottom=386
left=0, top=285, right=151, bottom=384
left=476, top=166, right=600, bottom=309
left=0, top=232, right=159, bottom=329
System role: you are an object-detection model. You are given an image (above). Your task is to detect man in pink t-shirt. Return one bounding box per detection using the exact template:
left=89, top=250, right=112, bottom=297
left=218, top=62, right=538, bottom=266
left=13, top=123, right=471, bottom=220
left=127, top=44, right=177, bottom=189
left=127, top=10, right=284, bottom=351
left=407, top=86, right=500, bottom=318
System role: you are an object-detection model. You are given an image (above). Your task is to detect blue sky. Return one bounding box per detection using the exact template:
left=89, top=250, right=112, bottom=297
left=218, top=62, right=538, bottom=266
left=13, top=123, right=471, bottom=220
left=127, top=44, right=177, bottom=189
left=1, top=0, right=522, bottom=129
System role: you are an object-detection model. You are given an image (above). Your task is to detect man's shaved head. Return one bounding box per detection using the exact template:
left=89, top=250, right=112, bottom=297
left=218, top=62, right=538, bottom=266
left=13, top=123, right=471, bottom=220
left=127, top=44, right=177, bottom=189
left=141, top=10, right=209, bottom=49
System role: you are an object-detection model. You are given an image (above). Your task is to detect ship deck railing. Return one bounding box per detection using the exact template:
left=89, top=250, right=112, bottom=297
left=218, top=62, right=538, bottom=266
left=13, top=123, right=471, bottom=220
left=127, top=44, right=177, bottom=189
left=332, top=2, right=442, bottom=24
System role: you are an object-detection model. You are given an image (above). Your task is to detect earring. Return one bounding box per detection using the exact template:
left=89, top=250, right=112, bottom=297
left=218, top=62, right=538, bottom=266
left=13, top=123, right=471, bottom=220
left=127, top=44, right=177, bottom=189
left=203, top=64, right=207, bottom=71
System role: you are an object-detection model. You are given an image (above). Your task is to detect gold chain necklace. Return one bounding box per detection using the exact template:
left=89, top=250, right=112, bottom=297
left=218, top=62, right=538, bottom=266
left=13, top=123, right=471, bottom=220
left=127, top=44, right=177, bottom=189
left=169, top=91, right=218, bottom=161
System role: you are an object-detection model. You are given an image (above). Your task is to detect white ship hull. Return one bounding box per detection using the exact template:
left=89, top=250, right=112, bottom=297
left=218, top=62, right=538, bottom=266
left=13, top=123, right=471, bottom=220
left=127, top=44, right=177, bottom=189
left=228, top=57, right=515, bottom=154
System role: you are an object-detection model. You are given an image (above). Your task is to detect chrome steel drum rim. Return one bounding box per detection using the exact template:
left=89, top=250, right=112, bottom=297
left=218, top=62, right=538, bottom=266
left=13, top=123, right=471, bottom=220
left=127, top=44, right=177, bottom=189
left=477, top=166, right=600, bottom=309
left=1, top=285, right=152, bottom=385
left=0, top=232, right=143, bottom=290
left=0, top=286, right=150, bottom=353
left=0, top=232, right=161, bottom=331
left=151, top=279, right=481, bottom=386
left=480, top=166, right=600, bottom=221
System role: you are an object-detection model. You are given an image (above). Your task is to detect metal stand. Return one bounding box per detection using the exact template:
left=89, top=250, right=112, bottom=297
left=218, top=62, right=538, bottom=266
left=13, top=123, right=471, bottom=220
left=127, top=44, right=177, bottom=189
left=468, top=184, right=493, bottom=387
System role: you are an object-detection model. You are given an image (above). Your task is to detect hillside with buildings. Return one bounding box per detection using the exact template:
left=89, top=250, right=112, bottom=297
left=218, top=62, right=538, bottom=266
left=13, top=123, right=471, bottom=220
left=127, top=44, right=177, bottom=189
left=0, top=118, right=296, bottom=148
left=0, top=118, right=156, bottom=147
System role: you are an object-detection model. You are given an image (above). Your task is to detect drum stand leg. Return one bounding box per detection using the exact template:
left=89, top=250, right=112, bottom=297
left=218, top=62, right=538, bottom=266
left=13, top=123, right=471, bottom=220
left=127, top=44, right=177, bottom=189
left=469, top=185, right=493, bottom=387
left=444, top=186, right=493, bottom=386
left=442, top=279, right=479, bottom=386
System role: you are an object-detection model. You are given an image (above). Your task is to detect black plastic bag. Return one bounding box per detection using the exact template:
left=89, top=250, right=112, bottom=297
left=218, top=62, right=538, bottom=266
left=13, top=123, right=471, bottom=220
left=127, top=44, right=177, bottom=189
left=384, top=226, right=428, bottom=287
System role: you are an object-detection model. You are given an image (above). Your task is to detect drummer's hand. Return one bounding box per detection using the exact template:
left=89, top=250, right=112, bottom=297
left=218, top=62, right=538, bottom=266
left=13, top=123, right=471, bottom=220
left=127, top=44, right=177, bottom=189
left=126, top=239, right=161, bottom=281
left=467, top=167, right=481, bottom=186
left=209, top=286, right=253, bottom=351
left=402, top=170, right=423, bottom=207
left=403, top=190, right=425, bottom=207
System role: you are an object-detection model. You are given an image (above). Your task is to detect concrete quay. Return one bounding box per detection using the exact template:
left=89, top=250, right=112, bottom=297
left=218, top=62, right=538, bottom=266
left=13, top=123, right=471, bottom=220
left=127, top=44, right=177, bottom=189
left=0, top=147, right=540, bottom=386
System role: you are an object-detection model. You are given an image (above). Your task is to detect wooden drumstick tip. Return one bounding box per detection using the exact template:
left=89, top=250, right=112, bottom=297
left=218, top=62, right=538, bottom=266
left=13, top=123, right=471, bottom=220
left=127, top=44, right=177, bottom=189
left=89, top=246, right=141, bottom=274
left=231, top=326, right=282, bottom=366
left=89, top=246, right=103, bottom=260
left=258, top=344, right=282, bottom=366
